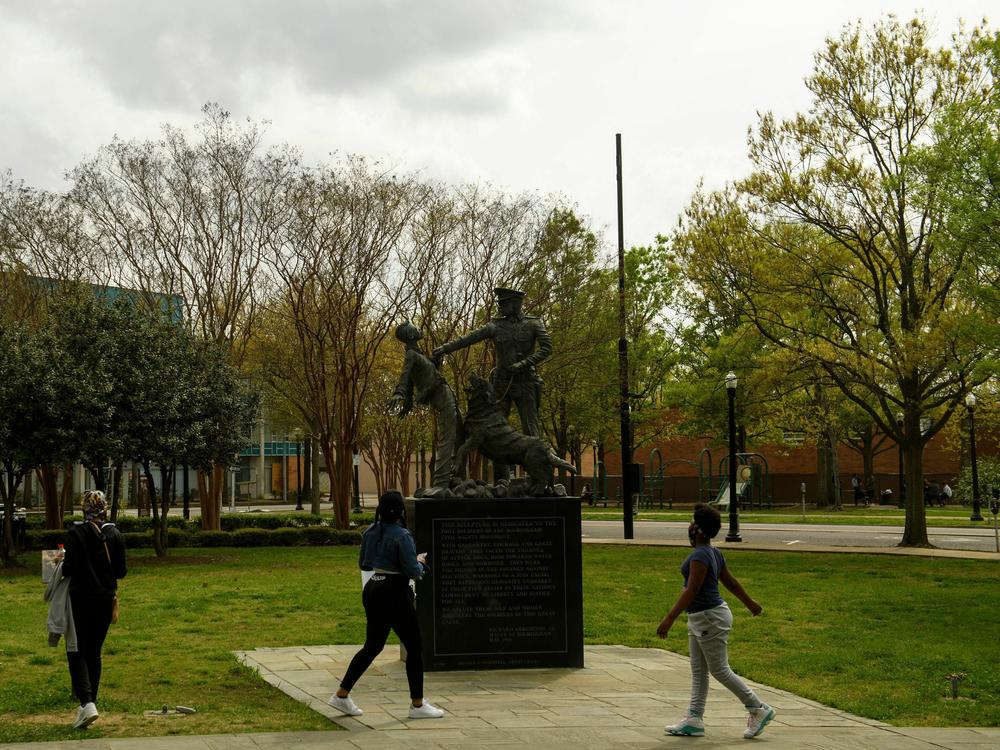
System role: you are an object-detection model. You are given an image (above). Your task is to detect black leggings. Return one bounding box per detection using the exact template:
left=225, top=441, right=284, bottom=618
left=67, top=592, right=114, bottom=705
left=341, top=574, right=423, bottom=699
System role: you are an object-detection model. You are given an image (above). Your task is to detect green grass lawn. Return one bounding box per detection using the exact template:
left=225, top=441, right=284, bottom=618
left=581, top=504, right=994, bottom=528
left=1, top=546, right=998, bottom=742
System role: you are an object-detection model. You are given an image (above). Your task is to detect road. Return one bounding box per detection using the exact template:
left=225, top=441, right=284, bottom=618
left=581, top=519, right=1000, bottom=553
left=74, top=499, right=998, bottom=553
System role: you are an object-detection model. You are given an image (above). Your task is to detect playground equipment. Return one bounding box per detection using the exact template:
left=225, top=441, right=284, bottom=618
left=713, top=465, right=753, bottom=510
left=714, top=453, right=772, bottom=510
left=642, top=449, right=666, bottom=509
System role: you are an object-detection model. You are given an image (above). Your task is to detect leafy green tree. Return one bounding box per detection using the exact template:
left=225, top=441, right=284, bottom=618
left=122, top=311, right=259, bottom=554
left=675, top=16, right=995, bottom=545
left=0, top=326, right=58, bottom=565
left=520, top=208, right=616, bottom=472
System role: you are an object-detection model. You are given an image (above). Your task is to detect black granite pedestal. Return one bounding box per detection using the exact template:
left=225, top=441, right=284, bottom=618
left=405, top=497, right=584, bottom=671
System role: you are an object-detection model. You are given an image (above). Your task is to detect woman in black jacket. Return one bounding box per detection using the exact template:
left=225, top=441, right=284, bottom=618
left=60, top=490, right=127, bottom=729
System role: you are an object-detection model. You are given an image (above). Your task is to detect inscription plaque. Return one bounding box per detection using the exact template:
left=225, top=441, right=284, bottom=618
left=407, top=497, right=583, bottom=671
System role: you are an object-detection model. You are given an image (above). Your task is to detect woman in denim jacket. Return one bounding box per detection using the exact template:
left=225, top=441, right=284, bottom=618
left=328, top=490, right=444, bottom=719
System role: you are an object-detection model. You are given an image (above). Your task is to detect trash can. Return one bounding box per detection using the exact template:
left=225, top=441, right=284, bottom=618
left=12, top=511, right=27, bottom=548
left=879, top=489, right=894, bottom=506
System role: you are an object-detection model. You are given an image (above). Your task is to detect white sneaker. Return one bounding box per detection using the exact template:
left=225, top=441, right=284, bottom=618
left=408, top=701, right=444, bottom=719
left=73, top=702, right=99, bottom=729
left=744, top=703, right=775, bottom=739
left=664, top=714, right=705, bottom=736
left=327, top=694, right=363, bottom=716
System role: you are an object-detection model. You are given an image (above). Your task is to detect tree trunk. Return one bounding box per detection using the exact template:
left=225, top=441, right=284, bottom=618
left=38, top=465, right=62, bottom=529
left=331, top=446, right=352, bottom=529
left=900, top=435, right=930, bottom=547
left=182, top=464, right=191, bottom=520
left=60, top=464, right=73, bottom=518
left=826, top=424, right=841, bottom=510
left=861, top=428, right=875, bottom=490
left=198, top=466, right=224, bottom=530
left=1, top=466, right=25, bottom=566
left=22, top=470, right=33, bottom=510
left=145, top=463, right=167, bottom=557
left=310, top=439, right=321, bottom=515
left=303, top=438, right=313, bottom=512
left=816, top=441, right=830, bottom=508
left=110, top=463, right=123, bottom=522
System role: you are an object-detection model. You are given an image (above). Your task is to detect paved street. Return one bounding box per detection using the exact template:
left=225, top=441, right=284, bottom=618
left=582, top=520, right=1000, bottom=554
left=84, top=499, right=1000, bottom=554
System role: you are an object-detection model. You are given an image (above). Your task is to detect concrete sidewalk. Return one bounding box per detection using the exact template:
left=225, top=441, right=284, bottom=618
left=5, top=645, right=992, bottom=749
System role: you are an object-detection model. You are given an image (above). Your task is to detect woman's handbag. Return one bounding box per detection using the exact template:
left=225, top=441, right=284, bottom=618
left=103, top=539, right=120, bottom=625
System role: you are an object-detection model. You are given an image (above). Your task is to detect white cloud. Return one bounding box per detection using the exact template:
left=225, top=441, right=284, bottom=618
left=0, top=0, right=995, bottom=245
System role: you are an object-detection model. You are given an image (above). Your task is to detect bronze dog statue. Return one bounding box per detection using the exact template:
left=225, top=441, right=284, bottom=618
left=456, top=374, right=576, bottom=496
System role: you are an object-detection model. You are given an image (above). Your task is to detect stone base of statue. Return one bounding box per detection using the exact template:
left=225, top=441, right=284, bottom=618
left=404, top=496, right=584, bottom=671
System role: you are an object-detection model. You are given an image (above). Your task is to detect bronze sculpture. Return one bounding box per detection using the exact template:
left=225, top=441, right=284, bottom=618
left=389, top=321, right=461, bottom=489
left=432, top=287, right=552, bottom=484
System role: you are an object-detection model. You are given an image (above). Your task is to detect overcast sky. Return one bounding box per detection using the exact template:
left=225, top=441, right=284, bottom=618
left=0, top=1, right=994, bottom=249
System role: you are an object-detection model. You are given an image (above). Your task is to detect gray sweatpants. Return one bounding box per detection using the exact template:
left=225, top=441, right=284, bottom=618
left=686, top=602, right=761, bottom=718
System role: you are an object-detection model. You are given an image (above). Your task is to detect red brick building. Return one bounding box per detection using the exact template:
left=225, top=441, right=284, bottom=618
left=590, top=420, right=996, bottom=507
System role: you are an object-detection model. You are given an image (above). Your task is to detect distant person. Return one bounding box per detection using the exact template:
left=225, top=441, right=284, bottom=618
left=328, top=491, right=444, bottom=720
left=925, top=480, right=940, bottom=508
left=940, top=482, right=953, bottom=507
left=851, top=474, right=863, bottom=506
left=60, top=490, right=127, bottom=730
left=657, top=504, right=775, bottom=739
left=864, top=475, right=875, bottom=506
left=580, top=484, right=593, bottom=506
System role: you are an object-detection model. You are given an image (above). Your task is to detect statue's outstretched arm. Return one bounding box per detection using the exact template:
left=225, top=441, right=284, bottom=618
left=432, top=322, right=495, bottom=359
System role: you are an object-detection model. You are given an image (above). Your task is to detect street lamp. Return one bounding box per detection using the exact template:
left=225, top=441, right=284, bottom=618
left=896, top=413, right=905, bottom=508
left=294, top=428, right=303, bottom=511
left=724, top=372, right=742, bottom=542
left=967, top=393, right=984, bottom=521
left=591, top=441, right=598, bottom=502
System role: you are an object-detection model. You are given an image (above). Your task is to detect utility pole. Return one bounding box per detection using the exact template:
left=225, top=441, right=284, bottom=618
left=616, top=134, right=635, bottom=539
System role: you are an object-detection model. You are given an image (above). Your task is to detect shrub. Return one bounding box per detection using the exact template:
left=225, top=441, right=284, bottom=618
left=302, top=526, right=334, bottom=545
left=166, top=529, right=191, bottom=547
left=336, top=530, right=363, bottom=546
left=196, top=531, right=232, bottom=547
left=231, top=528, right=270, bottom=547
left=122, top=532, right=153, bottom=549
left=25, top=529, right=67, bottom=551
left=271, top=527, right=303, bottom=546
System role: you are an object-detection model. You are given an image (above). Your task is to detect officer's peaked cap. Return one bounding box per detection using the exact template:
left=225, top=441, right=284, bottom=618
left=494, top=287, right=525, bottom=301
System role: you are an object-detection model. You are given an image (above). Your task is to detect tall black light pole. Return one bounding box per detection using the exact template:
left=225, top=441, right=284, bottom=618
left=616, top=133, right=636, bottom=539
left=967, top=393, right=984, bottom=521
left=724, top=372, right=742, bottom=542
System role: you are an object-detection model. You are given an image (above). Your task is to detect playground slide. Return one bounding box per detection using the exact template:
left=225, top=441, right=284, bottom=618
left=712, top=479, right=748, bottom=509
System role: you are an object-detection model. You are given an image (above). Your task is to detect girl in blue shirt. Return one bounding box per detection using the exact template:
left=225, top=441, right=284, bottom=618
left=656, top=504, right=775, bottom=739
left=328, top=491, right=444, bottom=720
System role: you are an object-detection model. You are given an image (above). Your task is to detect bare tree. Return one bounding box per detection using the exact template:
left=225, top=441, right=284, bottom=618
left=68, top=104, right=297, bottom=528
left=265, top=158, right=427, bottom=528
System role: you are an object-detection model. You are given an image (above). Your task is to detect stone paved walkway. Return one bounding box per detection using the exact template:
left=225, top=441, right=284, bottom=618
left=2, top=645, right=997, bottom=749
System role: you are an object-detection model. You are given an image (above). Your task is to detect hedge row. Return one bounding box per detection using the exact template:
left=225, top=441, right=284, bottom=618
left=24, top=512, right=375, bottom=533
left=24, top=526, right=364, bottom=550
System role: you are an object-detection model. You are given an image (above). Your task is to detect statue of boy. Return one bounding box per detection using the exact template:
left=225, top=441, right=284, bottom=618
left=432, top=288, right=552, bottom=482
left=388, top=321, right=461, bottom=489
